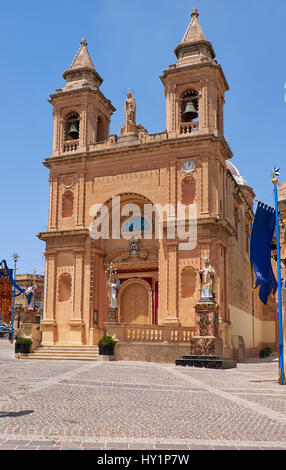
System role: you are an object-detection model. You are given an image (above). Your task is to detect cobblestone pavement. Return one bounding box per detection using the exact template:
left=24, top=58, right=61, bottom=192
left=0, top=338, right=285, bottom=450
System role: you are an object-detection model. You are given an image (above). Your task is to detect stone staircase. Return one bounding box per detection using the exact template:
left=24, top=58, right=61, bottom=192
left=20, top=345, right=99, bottom=361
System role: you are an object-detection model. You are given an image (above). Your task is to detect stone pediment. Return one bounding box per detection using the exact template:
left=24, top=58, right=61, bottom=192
left=105, top=246, right=158, bottom=265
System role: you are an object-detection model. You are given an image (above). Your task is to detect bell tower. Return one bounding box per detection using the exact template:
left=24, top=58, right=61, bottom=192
left=49, top=38, right=115, bottom=157
left=161, top=8, right=228, bottom=139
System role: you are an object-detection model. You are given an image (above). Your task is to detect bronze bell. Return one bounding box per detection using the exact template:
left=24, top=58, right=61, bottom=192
left=68, top=121, right=79, bottom=139
left=183, top=101, right=198, bottom=121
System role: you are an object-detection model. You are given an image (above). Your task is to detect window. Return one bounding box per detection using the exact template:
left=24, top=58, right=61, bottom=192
left=122, top=216, right=150, bottom=232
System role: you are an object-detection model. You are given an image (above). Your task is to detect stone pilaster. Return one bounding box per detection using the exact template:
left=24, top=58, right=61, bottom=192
left=164, top=241, right=180, bottom=325
left=69, top=248, right=85, bottom=344
left=41, top=251, right=57, bottom=345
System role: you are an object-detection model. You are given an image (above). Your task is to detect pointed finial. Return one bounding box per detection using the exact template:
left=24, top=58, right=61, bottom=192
left=80, top=38, right=87, bottom=47
left=191, top=7, right=199, bottom=19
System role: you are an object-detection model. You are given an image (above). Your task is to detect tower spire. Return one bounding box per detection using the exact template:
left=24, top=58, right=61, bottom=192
left=62, top=38, right=103, bottom=91
left=181, top=7, right=206, bottom=43
left=174, top=7, right=216, bottom=67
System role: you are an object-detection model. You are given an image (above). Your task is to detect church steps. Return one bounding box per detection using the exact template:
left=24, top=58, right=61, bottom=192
left=19, top=345, right=99, bottom=361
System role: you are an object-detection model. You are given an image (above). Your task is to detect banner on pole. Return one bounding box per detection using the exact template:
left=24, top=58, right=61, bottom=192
left=250, top=202, right=278, bottom=305
left=0, top=269, right=13, bottom=324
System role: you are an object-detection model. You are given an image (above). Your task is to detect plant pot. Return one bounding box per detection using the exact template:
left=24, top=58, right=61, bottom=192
left=15, top=343, right=21, bottom=354
left=99, top=345, right=114, bottom=356
left=20, top=343, right=31, bottom=354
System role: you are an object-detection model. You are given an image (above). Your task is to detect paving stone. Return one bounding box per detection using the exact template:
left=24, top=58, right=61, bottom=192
left=2, top=439, right=30, bottom=445
left=155, top=444, right=190, bottom=449
left=188, top=445, right=215, bottom=450
left=212, top=446, right=239, bottom=450
left=0, top=339, right=286, bottom=450
left=29, top=440, right=56, bottom=446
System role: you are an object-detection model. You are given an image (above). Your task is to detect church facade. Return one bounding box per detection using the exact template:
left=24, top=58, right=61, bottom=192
left=38, top=9, right=277, bottom=361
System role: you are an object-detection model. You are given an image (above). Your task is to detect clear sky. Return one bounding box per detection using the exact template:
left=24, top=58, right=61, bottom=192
left=0, top=0, right=286, bottom=273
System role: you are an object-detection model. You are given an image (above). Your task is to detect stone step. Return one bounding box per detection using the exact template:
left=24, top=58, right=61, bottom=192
left=36, top=347, right=99, bottom=352
left=20, top=354, right=99, bottom=361
left=19, top=345, right=99, bottom=361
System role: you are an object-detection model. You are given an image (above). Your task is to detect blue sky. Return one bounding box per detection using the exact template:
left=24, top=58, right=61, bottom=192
left=0, top=0, right=286, bottom=273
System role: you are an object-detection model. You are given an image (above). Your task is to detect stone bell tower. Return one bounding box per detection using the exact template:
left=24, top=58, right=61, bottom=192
left=50, top=38, right=115, bottom=157
left=161, top=8, right=228, bottom=139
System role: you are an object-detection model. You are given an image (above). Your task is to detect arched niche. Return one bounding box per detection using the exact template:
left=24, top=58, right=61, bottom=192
left=181, top=176, right=196, bottom=205
left=181, top=267, right=197, bottom=299
left=62, top=191, right=74, bottom=218
left=58, top=273, right=72, bottom=302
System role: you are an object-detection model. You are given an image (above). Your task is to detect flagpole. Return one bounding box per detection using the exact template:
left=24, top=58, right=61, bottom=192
left=272, top=174, right=285, bottom=385
left=10, top=253, right=19, bottom=344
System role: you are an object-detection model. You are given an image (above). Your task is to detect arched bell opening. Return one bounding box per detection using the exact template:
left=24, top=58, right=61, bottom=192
left=180, top=90, right=199, bottom=123
left=96, top=116, right=106, bottom=142
left=64, top=112, right=80, bottom=141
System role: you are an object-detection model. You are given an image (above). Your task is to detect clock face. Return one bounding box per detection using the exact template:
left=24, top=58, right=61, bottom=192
left=182, top=160, right=195, bottom=174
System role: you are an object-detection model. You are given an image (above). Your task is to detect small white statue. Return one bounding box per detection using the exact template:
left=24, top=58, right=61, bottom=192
left=198, top=257, right=215, bottom=302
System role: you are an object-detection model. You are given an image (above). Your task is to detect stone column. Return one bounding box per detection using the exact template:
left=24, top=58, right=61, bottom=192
left=41, top=251, right=57, bottom=345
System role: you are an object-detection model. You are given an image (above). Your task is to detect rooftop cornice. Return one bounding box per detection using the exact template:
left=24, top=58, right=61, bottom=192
left=49, top=87, right=116, bottom=112
left=43, top=134, right=233, bottom=168
left=160, top=61, right=229, bottom=92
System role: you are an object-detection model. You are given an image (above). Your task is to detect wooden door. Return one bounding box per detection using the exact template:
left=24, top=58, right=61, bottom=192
left=120, top=282, right=150, bottom=324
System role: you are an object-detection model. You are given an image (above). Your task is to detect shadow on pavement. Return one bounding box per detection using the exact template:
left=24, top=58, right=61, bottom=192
left=0, top=410, right=34, bottom=418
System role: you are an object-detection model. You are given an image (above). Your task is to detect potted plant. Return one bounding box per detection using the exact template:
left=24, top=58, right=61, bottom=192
left=98, top=335, right=118, bottom=356
left=15, top=337, right=32, bottom=354
left=259, top=349, right=267, bottom=358
left=259, top=347, right=272, bottom=358
left=15, top=337, right=22, bottom=354
left=264, top=347, right=272, bottom=357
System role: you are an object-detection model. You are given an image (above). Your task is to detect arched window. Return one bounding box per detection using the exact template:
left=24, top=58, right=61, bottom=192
left=180, top=90, right=199, bottom=123
left=64, top=112, right=80, bottom=141
left=181, top=176, right=196, bottom=205
left=58, top=273, right=72, bottom=302
left=122, top=216, right=150, bottom=232
left=181, top=267, right=196, bottom=298
left=97, top=116, right=105, bottom=142
left=62, top=191, right=74, bottom=218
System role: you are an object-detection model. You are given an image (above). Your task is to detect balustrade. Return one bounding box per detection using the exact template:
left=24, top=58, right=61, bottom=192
left=180, top=121, right=199, bottom=135
left=121, top=324, right=195, bottom=344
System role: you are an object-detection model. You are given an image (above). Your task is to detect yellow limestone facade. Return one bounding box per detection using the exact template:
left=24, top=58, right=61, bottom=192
left=38, top=10, right=276, bottom=361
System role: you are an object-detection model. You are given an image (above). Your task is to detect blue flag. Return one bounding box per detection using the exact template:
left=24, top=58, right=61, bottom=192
left=250, top=202, right=278, bottom=305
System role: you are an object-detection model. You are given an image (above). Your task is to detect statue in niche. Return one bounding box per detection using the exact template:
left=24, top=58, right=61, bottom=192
left=198, top=257, right=215, bottom=303
left=106, top=263, right=119, bottom=310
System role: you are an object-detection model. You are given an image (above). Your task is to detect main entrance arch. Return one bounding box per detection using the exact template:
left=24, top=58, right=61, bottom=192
left=119, top=279, right=152, bottom=325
